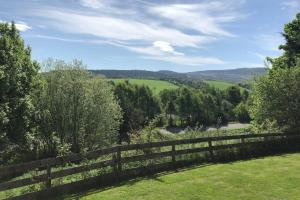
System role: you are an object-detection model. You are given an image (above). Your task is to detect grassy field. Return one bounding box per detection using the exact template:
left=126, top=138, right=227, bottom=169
left=109, top=79, right=178, bottom=95
left=203, top=80, right=237, bottom=90
left=109, top=79, right=239, bottom=93
left=74, top=153, right=300, bottom=200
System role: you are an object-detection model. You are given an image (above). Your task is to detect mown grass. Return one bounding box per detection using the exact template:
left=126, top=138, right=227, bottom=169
left=76, top=153, right=300, bottom=200
left=108, top=79, right=178, bottom=95
left=203, top=80, right=238, bottom=90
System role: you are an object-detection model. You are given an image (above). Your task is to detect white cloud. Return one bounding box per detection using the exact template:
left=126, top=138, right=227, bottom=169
left=255, top=33, right=284, bottom=52
left=15, top=22, right=32, bottom=32
left=33, top=0, right=244, bottom=66
left=153, top=41, right=184, bottom=56
left=36, top=35, right=86, bottom=43
left=79, top=0, right=104, bottom=9
left=0, top=20, right=31, bottom=31
left=118, top=44, right=224, bottom=66
left=36, top=10, right=212, bottom=48
left=146, top=55, right=225, bottom=66
left=281, top=0, right=300, bottom=10
left=149, top=1, right=241, bottom=37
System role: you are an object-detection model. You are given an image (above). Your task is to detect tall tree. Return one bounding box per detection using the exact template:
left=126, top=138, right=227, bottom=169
left=279, top=13, right=300, bottom=67
left=114, top=81, right=160, bottom=142
left=225, top=86, right=242, bottom=106
left=35, top=59, right=122, bottom=154
left=0, top=22, right=39, bottom=144
left=250, top=13, right=300, bottom=132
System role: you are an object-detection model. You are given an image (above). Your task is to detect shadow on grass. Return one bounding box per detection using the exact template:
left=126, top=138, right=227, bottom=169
left=60, top=142, right=300, bottom=200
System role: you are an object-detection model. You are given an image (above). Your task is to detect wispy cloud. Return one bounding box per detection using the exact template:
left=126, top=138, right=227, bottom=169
left=149, top=2, right=240, bottom=37
left=281, top=0, right=300, bottom=11
left=153, top=41, right=184, bottom=56
left=15, top=22, right=31, bottom=31
left=36, top=9, right=211, bottom=48
left=79, top=0, right=105, bottom=9
left=255, top=33, right=284, bottom=52
left=145, top=55, right=225, bottom=66
left=0, top=20, right=31, bottom=31
left=30, top=0, right=244, bottom=66
left=119, top=44, right=225, bottom=66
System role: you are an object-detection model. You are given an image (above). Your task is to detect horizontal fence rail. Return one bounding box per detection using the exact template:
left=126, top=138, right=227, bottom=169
left=0, top=132, right=299, bottom=199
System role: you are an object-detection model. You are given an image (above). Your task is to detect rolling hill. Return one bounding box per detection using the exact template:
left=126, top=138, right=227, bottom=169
left=108, top=79, right=179, bottom=95
left=90, top=68, right=267, bottom=83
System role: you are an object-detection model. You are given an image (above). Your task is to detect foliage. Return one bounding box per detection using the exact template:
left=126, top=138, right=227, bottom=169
left=250, top=67, right=300, bottom=132
left=234, top=101, right=251, bottom=123
left=33, top=59, right=122, bottom=155
left=278, top=13, right=300, bottom=67
left=0, top=22, right=39, bottom=164
left=113, top=80, right=161, bottom=142
left=225, top=86, right=242, bottom=106
left=203, top=80, right=238, bottom=90
left=251, top=13, right=300, bottom=132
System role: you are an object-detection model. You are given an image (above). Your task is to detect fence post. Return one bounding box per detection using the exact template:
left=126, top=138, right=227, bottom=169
left=208, top=139, right=214, bottom=161
left=112, top=154, right=118, bottom=173
left=241, top=136, right=246, bottom=158
left=117, top=146, right=122, bottom=172
left=46, top=165, right=51, bottom=189
left=172, top=144, right=176, bottom=163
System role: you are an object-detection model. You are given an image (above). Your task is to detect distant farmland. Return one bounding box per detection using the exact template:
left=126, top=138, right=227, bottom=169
left=108, top=79, right=179, bottom=95
left=109, top=78, right=240, bottom=93
left=203, top=80, right=239, bottom=90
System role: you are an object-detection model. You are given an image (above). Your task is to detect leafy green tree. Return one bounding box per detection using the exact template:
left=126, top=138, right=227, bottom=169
left=159, top=89, right=177, bottom=126
left=250, top=67, right=300, bottom=131
left=114, top=81, right=161, bottom=142
left=225, top=86, right=242, bottom=106
left=278, top=13, right=300, bottom=67
left=234, top=101, right=250, bottom=123
left=35, top=59, right=122, bottom=154
left=250, top=13, right=300, bottom=132
left=0, top=22, right=39, bottom=145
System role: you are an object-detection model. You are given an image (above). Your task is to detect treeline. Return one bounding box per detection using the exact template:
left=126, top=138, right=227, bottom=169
left=2, top=12, right=299, bottom=165
left=0, top=22, right=250, bottom=165
left=112, top=80, right=250, bottom=142
left=0, top=22, right=123, bottom=164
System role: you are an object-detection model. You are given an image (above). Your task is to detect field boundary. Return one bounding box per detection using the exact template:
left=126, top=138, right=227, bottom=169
left=1, top=132, right=300, bottom=199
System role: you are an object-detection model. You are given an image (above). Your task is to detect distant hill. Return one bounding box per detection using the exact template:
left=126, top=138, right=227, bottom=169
left=90, top=68, right=267, bottom=83
left=109, top=79, right=179, bottom=95
left=186, top=68, right=267, bottom=83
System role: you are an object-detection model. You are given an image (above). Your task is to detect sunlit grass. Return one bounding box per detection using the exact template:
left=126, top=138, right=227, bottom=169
left=77, top=153, right=300, bottom=200
left=108, top=79, right=179, bottom=95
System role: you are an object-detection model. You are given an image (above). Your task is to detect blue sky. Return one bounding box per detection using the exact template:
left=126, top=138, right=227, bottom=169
left=1, top=0, right=299, bottom=72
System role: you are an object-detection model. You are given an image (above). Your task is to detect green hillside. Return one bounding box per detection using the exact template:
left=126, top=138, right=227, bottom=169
left=109, top=79, right=179, bottom=95
left=204, top=80, right=237, bottom=90
left=75, top=153, right=300, bottom=200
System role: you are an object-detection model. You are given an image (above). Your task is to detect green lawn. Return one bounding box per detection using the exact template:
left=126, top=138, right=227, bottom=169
left=76, top=153, right=300, bottom=200
left=109, top=79, right=178, bottom=95
left=204, top=80, right=237, bottom=90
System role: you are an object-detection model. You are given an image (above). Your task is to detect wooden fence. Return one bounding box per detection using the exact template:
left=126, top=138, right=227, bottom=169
left=0, top=132, right=299, bottom=200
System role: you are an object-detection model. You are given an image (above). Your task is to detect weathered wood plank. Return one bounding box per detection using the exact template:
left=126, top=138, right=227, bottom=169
left=1, top=132, right=299, bottom=195
left=51, top=159, right=113, bottom=179
left=0, top=174, right=47, bottom=192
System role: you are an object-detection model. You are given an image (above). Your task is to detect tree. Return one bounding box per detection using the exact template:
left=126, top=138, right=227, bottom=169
left=0, top=22, right=39, bottom=144
left=35, top=59, right=122, bottom=154
left=278, top=13, right=300, bottom=67
left=234, top=101, right=250, bottom=123
left=250, top=13, right=300, bottom=132
left=225, top=86, right=242, bottom=106
left=159, top=89, right=177, bottom=127
left=114, top=81, right=161, bottom=142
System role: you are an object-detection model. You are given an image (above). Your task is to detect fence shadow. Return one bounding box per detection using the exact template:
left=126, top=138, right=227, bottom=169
left=2, top=132, right=300, bottom=200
